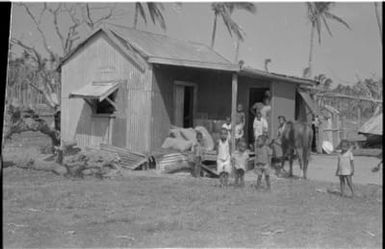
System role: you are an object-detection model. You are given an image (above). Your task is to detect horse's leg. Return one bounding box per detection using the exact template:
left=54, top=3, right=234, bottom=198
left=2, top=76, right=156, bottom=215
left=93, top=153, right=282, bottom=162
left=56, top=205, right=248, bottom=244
left=303, top=149, right=310, bottom=180
left=288, top=151, right=294, bottom=177
left=297, top=148, right=304, bottom=178
left=280, top=157, right=285, bottom=176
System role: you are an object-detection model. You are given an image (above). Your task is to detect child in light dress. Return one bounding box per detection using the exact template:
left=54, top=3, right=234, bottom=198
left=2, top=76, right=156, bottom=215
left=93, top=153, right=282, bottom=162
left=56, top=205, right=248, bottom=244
left=231, top=139, right=249, bottom=187
left=336, top=140, right=355, bottom=197
left=217, top=128, right=231, bottom=187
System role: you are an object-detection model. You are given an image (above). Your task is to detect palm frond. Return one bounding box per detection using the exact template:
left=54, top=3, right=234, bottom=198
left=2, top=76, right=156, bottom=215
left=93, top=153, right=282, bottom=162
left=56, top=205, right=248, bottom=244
left=221, top=9, right=245, bottom=41
left=228, top=2, right=257, bottom=14
left=135, top=3, right=147, bottom=24
left=321, top=16, right=333, bottom=37
left=324, top=12, right=351, bottom=30
left=147, top=2, right=166, bottom=30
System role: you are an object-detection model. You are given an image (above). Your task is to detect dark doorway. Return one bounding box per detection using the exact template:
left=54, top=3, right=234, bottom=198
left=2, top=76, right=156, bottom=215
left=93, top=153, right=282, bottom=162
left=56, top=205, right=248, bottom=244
left=183, top=86, right=194, bottom=128
left=248, top=87, right=269, bottom=144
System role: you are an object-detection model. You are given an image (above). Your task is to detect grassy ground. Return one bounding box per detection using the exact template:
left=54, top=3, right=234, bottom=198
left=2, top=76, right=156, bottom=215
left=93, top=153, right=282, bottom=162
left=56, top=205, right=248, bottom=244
left=2, top=132, right=383, bottom=248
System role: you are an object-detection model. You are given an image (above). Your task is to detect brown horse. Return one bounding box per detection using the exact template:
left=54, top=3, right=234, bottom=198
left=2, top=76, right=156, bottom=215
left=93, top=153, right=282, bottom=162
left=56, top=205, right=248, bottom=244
left=281, top=121, right=313, bottom=179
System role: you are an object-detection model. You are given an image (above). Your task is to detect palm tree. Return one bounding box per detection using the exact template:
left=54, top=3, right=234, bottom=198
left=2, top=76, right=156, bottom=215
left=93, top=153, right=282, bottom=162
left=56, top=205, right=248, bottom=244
left=374, top=2, right=382, bottom=44
left=210, top=2, right=256, bottom=50
left=133, top=2, right=166, bottom=30
left=305, top=2, right=351, bottom=78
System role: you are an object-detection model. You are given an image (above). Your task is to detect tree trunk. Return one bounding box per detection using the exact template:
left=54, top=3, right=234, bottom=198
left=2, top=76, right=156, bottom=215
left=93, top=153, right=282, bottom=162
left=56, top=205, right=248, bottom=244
left=307, top=25, right=315, bottom=78
left=374, top=2, right=382, bottom=45
left=211, top=14, right=218, bottom=48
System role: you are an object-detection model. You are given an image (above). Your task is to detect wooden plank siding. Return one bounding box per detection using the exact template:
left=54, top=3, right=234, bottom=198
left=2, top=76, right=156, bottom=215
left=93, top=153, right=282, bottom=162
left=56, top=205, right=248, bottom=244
left=61, top=32, right=152, bottom=153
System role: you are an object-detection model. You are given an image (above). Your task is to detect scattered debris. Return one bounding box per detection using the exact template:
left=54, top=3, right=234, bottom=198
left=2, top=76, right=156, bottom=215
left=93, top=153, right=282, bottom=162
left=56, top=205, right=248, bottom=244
left=114, top=235, right=135, bottom=240
left=260, top=228, right=285, bottom=236
left=364, top=230, right=375, bottom=237
left=27, top=208, right=41, bottom=212
left=7, top=223, right=28, bottom=228
left=316, top=188, right=327, bottom=193
left=99, top=143, right=147, bottom=170
left=157, top=152, right=190, bottom=174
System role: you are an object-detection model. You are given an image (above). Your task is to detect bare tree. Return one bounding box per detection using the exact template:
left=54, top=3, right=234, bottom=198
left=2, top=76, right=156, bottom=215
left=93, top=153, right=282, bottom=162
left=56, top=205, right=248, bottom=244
left=6, top=3, right=126, bottom=149
left=10, top=3, right=124, bottom=111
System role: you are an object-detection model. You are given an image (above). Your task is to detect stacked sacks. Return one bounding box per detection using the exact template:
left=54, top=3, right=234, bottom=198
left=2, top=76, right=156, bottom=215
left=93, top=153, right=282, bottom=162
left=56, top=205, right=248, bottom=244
left=161, top=126, right=215, bottom=152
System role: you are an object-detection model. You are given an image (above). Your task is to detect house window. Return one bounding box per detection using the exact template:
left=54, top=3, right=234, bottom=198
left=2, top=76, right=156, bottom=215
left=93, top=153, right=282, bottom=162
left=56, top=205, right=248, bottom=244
left=69, top=80, right=121, bottom=116
left=94, top=91, right=117, bottom=114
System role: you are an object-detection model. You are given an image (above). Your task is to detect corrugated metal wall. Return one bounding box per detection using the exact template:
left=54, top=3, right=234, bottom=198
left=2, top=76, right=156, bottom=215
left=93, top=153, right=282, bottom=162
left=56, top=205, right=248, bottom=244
left=61, top=32, right=151, bottom=152
left=271, top=81, right=296, bottom=137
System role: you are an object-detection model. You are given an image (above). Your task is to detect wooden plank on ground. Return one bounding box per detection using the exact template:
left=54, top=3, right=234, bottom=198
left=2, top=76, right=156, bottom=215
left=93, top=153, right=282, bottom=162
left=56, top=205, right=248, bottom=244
left=201, top=164, right=219, bottom=177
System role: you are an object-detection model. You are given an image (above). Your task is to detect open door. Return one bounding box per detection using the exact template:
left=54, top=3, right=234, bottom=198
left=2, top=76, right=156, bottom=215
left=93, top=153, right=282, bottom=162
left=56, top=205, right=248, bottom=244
left=248, top=87, right=269, bottom=143
left=174, top=81, right=197, bottom=128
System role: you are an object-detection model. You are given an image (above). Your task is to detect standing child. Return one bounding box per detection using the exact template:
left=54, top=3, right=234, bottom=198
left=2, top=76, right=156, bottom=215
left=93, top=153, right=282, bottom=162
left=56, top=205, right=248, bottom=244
left=231, top=139, right=249, bottom=187
left=217, top=128, right=231, bottom=187
left=222, top=116, right=232, bottom=140
left=254, top=135, right=273, bottom=191
left=253, top=111, right=268, bottom=143
left=336, top=140, right=355, bottom=197
left=191, top=131, right=205, bottom=177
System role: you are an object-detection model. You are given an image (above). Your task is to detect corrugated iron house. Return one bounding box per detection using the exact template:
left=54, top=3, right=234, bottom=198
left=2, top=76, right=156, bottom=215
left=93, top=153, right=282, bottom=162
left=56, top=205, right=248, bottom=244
left=59, top=25, right=316, bottom=153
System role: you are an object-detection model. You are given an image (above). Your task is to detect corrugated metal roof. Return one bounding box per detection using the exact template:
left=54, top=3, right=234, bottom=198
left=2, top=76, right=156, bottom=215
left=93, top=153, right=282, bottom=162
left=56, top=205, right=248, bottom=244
left=240, top=66, right=317, bottom=85
left=69, top=80, right=120, bottom=101
left=359, top=113, right=383, bottom=136
left=106, top=24, right=239, bottom=71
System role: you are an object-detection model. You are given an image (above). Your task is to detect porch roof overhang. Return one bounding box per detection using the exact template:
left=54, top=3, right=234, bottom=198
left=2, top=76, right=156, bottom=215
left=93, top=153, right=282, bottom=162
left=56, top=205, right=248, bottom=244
left=69, top=80, right=120, bottom=102
left=239, top=67, right=317, bottom=86
left=298, top=90, right=321, bottom=116
left=148, top=57, right=240, bottom=72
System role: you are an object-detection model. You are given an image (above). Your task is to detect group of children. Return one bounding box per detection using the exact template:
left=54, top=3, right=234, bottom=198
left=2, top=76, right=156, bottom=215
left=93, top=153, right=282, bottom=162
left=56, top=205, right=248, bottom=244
left=191, top=126, right=273, bottom=191
left=190, top=99, right=359, bottom=197
left=216, top=128, right=273, bottom=190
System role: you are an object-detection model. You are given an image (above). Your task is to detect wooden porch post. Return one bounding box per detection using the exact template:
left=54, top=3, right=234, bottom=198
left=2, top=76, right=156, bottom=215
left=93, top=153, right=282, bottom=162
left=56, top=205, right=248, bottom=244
left=231, top=73, right=238, bottom=153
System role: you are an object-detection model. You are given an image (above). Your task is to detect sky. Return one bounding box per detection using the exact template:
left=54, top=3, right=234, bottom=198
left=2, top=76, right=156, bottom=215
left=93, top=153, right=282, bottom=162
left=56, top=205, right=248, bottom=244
left=10, top=2, right=382, bottom=86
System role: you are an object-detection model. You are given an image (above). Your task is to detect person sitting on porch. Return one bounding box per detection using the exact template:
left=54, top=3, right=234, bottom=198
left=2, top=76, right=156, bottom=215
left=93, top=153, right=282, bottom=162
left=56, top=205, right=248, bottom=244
left=253, top=111, right=268, bottom=143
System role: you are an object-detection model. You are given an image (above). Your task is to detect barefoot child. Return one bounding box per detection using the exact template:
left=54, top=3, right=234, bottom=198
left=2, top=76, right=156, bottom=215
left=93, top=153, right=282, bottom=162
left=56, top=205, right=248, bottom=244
left=217, top=128, right=231, bottom=187
left=336, top=140, right=355, bottom=197
left=191, top=131, right=205, bottom=177
left=231, top=139, right=249, bottom=187
left=254, top=135, right=273, bottom=191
